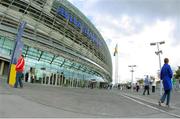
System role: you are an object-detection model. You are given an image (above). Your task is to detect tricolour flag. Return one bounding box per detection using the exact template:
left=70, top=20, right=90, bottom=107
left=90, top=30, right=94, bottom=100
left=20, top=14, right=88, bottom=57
left=114, top=44, right=118, bottom=56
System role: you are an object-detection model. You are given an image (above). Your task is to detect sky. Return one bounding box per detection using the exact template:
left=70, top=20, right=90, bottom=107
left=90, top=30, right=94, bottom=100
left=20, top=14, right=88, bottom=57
left=68, top=0, right=180, bottom=83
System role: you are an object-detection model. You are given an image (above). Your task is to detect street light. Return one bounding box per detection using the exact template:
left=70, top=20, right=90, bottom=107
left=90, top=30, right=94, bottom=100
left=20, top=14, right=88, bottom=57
left=150, top=41, right=165, bottom=96
left=128, top=65, right=136, bottom=92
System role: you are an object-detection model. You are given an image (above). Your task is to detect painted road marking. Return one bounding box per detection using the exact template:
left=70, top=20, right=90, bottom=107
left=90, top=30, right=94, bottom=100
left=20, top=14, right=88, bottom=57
left=122, top=92, right=180, bottom=110
left=120, top=93, right=180, bottom=118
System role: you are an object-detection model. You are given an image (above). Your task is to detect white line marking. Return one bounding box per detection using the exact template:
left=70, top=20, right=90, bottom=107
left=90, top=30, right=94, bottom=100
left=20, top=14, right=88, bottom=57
left=120, top=93, right=180, bottom=118
left=123, top=92, right=180, bottom=110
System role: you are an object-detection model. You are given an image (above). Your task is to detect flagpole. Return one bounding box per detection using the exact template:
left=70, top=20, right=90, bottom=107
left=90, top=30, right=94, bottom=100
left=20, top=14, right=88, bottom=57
left=115, top=51, right=118, bottom=84
left=114, top=44, right=119, bottom=86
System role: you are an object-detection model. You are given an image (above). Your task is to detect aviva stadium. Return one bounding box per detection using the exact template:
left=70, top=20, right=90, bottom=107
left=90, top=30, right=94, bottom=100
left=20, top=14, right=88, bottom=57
left=0, top=0, right=112, bottom=88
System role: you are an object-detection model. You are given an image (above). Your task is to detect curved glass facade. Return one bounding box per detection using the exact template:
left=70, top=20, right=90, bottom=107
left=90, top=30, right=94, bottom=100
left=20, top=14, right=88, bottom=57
left=0, top=0, right=112, bottom=87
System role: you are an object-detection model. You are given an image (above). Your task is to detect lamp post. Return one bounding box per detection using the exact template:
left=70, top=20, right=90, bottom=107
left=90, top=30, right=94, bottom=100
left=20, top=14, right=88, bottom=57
left=128, top=65, right=136, bottom=92
left=150, top=41, right=165, bottom=96
left=114, top=44, right=119, bottom=85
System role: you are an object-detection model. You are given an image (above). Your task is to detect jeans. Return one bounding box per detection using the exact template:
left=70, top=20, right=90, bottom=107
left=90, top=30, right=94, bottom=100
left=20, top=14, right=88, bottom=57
left=152, top=86, right=155, bottom=93
left=143, top=85, right=150, bottom=95
left=160, top=89, right=171, bottom=105
left=14, top=72, right=23, bottom=88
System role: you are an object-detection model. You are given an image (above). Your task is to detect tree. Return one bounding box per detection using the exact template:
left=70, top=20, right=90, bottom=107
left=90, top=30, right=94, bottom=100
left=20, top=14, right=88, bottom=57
left=137, top=78, right=144, bottom=85
left=174, top=66, right=180, bottom=80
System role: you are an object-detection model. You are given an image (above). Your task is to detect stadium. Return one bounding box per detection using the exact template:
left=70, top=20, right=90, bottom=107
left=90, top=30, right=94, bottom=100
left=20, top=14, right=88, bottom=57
left=0, top=0, right=112, bottom=88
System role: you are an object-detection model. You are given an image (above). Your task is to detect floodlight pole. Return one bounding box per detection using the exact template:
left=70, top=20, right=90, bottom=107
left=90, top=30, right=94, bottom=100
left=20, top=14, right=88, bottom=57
left=128, top=65, right=136, bottom=92
left=150, top=41, right=165, bottom=96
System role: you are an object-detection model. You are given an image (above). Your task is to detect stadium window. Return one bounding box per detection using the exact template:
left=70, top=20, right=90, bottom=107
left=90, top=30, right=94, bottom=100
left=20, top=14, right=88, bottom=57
left=0, top=0, right=11, bottom=7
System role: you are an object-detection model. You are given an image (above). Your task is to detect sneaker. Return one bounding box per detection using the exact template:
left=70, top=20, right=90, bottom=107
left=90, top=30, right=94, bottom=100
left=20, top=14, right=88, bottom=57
left=158, top=101, right=161, bottom=106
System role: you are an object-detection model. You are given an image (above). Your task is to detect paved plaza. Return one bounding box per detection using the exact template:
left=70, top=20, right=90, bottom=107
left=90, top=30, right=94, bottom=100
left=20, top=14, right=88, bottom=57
left=0, top=78, right=180, bottom=118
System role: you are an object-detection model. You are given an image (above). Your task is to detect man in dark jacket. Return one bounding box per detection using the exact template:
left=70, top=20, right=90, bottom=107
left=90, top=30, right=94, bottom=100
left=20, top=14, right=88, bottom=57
left=14, top=54, right=25, bottom=88
left=159, top=58, right=173, bottom=107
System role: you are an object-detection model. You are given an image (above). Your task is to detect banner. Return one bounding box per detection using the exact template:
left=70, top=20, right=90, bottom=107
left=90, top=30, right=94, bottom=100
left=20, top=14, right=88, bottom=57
left=8, top=21, right=26, bottom=86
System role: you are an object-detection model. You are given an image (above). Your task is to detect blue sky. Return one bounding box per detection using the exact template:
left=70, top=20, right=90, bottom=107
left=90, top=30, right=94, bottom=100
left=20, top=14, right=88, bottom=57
left=68, top=0, right=180, bottom=83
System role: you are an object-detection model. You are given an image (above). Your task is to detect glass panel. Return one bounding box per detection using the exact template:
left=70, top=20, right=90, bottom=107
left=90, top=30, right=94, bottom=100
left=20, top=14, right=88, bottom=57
left=0, top=36, right=5, bottom=47
left=22, top=46, right=28, bottom=55
left=63, top=60, right=73, bottom=68
left=14, top=44, right=104, bottom=82
left=41, top=52, right=54, bottom=63
left=26, top=54, right=38, bottom=61
left=53, top=56, right=64, bottom=65
left=0, top=48, right=11, bottom=55
left=0, top=36, right=14, bottom=56
left=3, top=38, right=14, bottom=50
left=73, top=63, right=80, bottom=69
left=26, top=47, right=42, bottom=60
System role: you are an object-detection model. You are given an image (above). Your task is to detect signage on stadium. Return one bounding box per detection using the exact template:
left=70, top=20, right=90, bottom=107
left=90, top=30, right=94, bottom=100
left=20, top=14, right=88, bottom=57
left=56, top=6, right=102, bottom=47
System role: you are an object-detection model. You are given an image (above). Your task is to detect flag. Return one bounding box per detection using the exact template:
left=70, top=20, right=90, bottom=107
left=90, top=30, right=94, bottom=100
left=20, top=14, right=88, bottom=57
left=114, top=44, right=118, bottom=56
left=8, top=21, right=26, bottom=86
left=11, top=37, right=24, bottom=64
left=11, top=21, right=26, bottom=64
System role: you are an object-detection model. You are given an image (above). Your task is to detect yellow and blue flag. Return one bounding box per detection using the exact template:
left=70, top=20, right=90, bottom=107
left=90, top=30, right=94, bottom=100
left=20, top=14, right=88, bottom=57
left=114, top=44, right=118, bottom=56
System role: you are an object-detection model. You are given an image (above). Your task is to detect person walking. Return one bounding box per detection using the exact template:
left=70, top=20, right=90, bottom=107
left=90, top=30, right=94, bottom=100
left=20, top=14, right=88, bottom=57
left=143, top=75, right=150, bottom=95
left=136, top=82, right=140, bottom=92
left=152, top=79, right=156, bottom=93
left=14, top=54, right=25, bottom=88
left=159, top=58, right=173, bottom=108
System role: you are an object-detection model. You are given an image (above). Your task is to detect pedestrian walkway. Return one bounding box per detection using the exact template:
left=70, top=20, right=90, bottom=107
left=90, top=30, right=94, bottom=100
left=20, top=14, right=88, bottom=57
left=118, top=88, right=180, bottom=107
left=113, top=88, right=180, bottom=117
left=1, top=76, right=180, bottom=118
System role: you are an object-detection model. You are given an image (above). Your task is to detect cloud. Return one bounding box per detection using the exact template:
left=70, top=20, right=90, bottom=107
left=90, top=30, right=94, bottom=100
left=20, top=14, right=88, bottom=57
left=83, top=0, right=180, bottom=18
left=69, top=0, right=180, bottom=37
left=68, top=0, right=180, bottom=83
left=80, top=0, right=180, bottom=43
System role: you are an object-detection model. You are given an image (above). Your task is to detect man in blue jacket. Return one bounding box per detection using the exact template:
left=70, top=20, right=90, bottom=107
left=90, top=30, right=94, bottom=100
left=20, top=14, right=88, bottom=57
left=159, top=58, right=173, bottom=108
